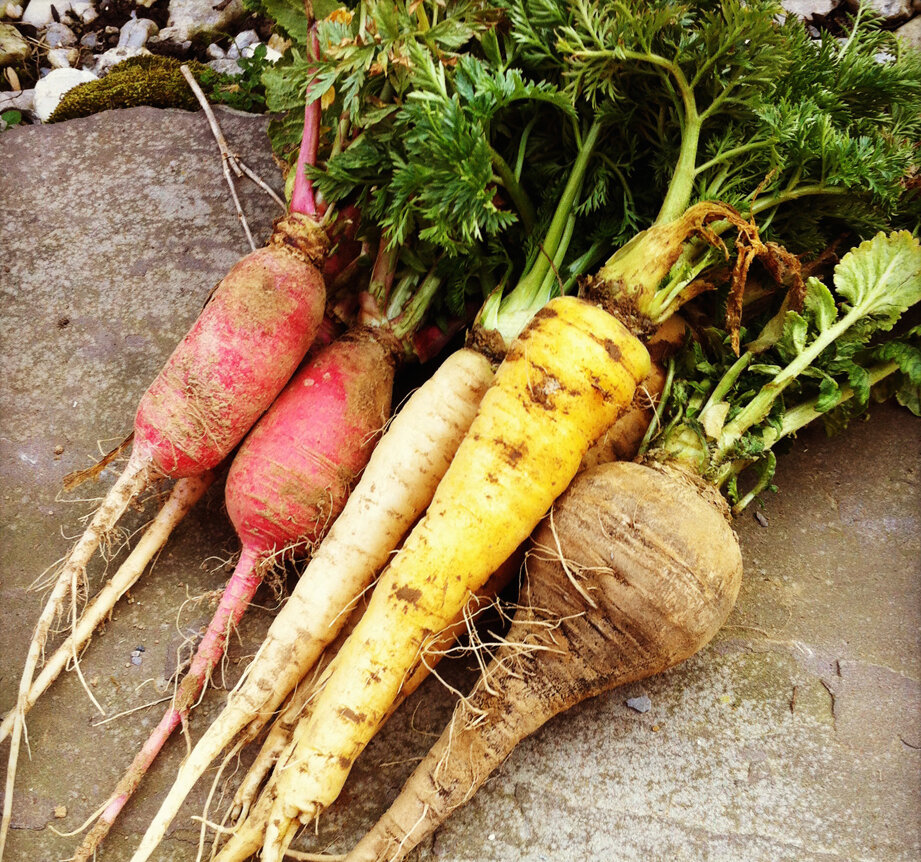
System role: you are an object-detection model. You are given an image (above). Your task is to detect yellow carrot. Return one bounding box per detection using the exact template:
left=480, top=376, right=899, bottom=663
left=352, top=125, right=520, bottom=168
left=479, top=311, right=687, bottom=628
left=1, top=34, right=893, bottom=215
left=250, top=295, right=649, bottom=861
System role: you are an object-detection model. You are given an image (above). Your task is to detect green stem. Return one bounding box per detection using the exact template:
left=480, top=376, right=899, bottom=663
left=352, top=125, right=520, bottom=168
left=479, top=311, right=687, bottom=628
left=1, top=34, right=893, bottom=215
left=391, top=268, right=442, bottom=340
left=713, top=359, right=900, bottom=492
left=778, top=360, right=899, bottom=438
left=749, top=184, right=848, bottom=215
left=694, top=139, right=772, bottom=178
left=489, top=145, right=536, bottom=232
left=368, top=237, right=399, bottom=305
left=657, top=109, right=701, bottom=224
left=729, top=451, right=776, bottom=514
left=561, top=239, right=608, bottom=294
left=700, top=352, right=753, bottom=415
left=514, top=115, right=539, bottom=180
left=385, top=271, right=420, bottom=321
left=510, top=121, right=601, bottom=304
left=537, top=214, right=576, bottom=298
left=715, top=303, right=869, bottom=460
left=481, top=121, right=602, bottom=344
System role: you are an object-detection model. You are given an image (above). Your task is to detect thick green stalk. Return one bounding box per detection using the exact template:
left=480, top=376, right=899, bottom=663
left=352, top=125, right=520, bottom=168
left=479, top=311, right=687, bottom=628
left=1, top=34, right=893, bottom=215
left=715, top=304, right=873, bottom=461
left=712, top=359, right=900, bottom=494
left=489, top=146, right=536, bottom=232
left=699, top=352, right=754, bottom=415
left=749, top=184, right=848, bottom=216
left=656, top=110, right=702, bottom=224
left=518, top=121, right=601, bottom=296
left=777, top=360, right=899, bottom=439
left=483, top=121, right=602, bottom=343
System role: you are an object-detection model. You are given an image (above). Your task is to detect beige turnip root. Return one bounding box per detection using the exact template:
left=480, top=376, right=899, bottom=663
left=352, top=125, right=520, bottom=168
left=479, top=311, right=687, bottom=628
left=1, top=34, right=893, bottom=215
left=343, top=459, right=743, bottom=862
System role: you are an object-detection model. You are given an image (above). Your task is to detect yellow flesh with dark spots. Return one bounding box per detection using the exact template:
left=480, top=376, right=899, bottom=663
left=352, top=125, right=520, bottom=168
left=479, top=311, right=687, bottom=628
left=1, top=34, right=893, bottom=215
left=268, top=296, right=650, bottom=839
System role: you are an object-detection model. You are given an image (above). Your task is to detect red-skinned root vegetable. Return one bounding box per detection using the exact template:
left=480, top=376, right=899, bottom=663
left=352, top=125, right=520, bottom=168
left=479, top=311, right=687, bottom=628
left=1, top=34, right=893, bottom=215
left=2, top=307, right=345, bottom=753
left=343, top=459, right=743, bottom=862
left=128, top=346, right=496, bottom=862
left=71, top=326, right=394, bottom=862
left=1, top=213, right=330, bottom=859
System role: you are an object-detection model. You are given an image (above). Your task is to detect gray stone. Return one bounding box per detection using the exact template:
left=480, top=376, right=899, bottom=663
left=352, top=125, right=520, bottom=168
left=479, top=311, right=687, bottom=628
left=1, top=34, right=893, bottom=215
left=70, top=0, right=95, bottom=23
left=0, top=86, right=33, bottom=112
left=844, top=0, right=913, bottom=17
left=625, top=694, right=652, bottom=713
left=208, top=56, right=243, bottom=76
left=897, top=14, right=921, bottom=48
left=226, top=26, right=258, bottom=58
left=43, top=21, right=77, bottom=47
left=92, top=44, right=150, bottom=75
left=117, top=15, right=158, bottom=49
left=0, top=21, right=29, bottom=66
left=166, top=0, right=245, bottom=42
left=780, top=0, right=839, bottom=18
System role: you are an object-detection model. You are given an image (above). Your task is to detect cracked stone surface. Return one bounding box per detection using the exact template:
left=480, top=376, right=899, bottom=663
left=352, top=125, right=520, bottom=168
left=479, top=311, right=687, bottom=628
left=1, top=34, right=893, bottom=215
left=1, top=106, right=920, bottom=862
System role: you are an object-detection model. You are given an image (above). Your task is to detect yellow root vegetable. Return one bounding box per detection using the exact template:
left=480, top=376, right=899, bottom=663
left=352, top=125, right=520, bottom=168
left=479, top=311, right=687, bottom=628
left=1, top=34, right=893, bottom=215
left=249, top=295, right=649, bottom=862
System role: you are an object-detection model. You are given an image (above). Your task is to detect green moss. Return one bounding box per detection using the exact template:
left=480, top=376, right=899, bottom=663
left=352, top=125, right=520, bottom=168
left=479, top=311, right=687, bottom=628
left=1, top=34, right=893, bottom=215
left=47, top=56, right=222, bottom=123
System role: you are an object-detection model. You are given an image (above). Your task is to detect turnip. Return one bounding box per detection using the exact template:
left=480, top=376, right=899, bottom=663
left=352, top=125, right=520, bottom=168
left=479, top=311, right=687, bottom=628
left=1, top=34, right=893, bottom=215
left=345, top=458, right=742, bottom=862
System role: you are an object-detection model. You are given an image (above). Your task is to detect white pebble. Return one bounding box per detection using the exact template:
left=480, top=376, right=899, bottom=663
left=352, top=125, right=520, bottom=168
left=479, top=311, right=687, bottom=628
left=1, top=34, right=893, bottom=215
left=233, top=28, right=259, bottom=51
left=33, top=65, right=96, bottom=121
left=239, top=40, right=274, bottom=59
left=44, top=21, right=77, bottom=47
left=46, top=45, right=77, bottom=67
left=92, top=44, right=150, bottom=75
left=118, top=16, right=158, bottom=48
left=21, top=0, right=72, bottom=28
left=205, top=41, right=225, bottom=59
left=1, top=2, right=24, bottom=19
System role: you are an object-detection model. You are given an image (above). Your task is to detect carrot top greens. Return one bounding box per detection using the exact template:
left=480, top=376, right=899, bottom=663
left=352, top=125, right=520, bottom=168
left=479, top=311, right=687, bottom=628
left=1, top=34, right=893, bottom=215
left=253, top=0, right=920, bottom=342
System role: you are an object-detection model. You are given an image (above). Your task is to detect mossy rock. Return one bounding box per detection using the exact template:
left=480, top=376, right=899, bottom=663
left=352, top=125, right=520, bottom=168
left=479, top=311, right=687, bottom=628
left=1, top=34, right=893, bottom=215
left=47, top=56, right=219, bottom=123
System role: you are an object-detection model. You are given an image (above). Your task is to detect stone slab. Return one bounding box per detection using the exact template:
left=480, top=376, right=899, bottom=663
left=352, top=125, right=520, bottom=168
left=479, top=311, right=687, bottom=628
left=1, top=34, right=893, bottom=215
left=1, top=106, right=919, bottom=862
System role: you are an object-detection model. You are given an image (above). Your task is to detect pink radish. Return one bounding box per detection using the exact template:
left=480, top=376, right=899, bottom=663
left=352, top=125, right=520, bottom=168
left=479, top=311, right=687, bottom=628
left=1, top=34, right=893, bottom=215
left=0, top=72, right=338, bottom=856
left=71, top=326, right=397, bottom=861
